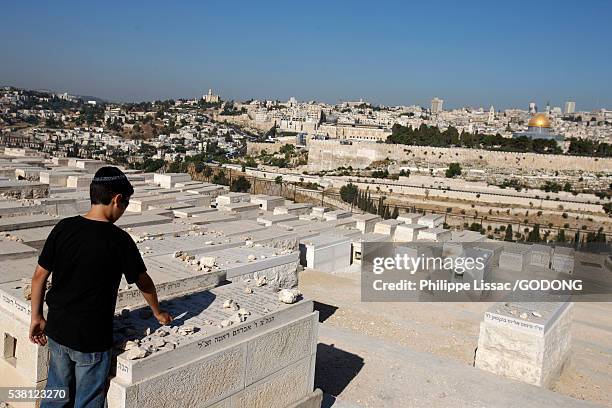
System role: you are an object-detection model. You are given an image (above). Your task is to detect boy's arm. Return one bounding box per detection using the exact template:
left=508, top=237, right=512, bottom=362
left=135, top=272, right=172, bottom=325
left=29, top=265, right=50, bottom=346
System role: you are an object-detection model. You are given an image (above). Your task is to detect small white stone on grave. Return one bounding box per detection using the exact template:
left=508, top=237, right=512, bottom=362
left=278, top=288, right=301, bottom=304
left=199, top=256, right=216, bottom=267
left=123, top=347, right=148, bottom=360
left=532, top=311, right=542, bottom=318
left=219, top=319, right=232, bottom=328
left=244, top=287, right=253, bottom=294
left=121, top=340, right=139, bottom=351
left=230, top=313, right=246, bottom=324
left=151, top=338, right=166, bottom=348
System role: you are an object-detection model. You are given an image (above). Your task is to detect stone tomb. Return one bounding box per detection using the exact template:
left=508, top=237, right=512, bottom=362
left=352, top=214, right=381, bottom=234
left=0, top=260, right=49, bottom=392
left=173, top=206, right=216, bottom=218
left=393, top=223, right=427, bottom=242
left=323, top=210, right=351, bottom=221
left=273, top=203, right=312, bottom=216
left=186, top=211, right=239, bottom=225
left=250, top=194, right=285, bottom=212
left=0, top=240, right=38, bottom=261
left=0, top=214, right=59, bottom=232
left=108, top=282, right=318, bottom=408
left=188, top=246, right=300, bottom=289
left=417, top=213, right=444, bottom=228
left=3, top=225, right=54, bottom=251
left=153, top=173, right=192, bottom=189
left=530, top=244, right=552, bottom=269
left=300, top=234, right=352, bottom=273
left=220, top=202, right=261, bottom=220
left=551, top=247, right=575, bottom=274
left=417, top=227, right=451, bottom=242
left=351, top=233, right=388, bottom=264
left=216, top=192, right=251, bottom=207
left=396, top=213, right=422, bottom=224
left=373, top=219, right=403, bottom=236
left=499, top=244, right=530, bottom=272
left=475, top=301, right=572, bottom=388
left=257, top=213, right=299, bottom=227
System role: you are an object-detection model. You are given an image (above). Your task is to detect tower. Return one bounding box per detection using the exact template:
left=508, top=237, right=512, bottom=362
left=431, top=97, right=444, bottom=114
left=529, top=102, right=537, bottom=114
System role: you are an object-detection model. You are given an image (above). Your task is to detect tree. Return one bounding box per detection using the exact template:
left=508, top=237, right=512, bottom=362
left=504, top=224, right=513, bottom=241
left=445, top=163, right=462, bottom=178
left=275, top=176, right=283, bottom=184
left=556, top=229, right=566, bottom=243
left=230, top=176, right=251, bottom=192
left=377, top=196, right=385, bottom=216
left=340, top=183, right=359, bottom=204
left=202, top=166, right=213, bottom=180
left=212, top=170, right=229, bottom=186
left=527, top=224, right=541, bottom=242
left=383, top=206, right=391, bottom=220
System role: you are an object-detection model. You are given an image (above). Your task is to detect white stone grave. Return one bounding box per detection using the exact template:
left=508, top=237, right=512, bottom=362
left=475, top=301, right=572, bottom=388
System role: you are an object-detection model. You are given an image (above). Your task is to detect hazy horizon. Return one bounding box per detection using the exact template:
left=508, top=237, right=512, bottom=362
left=2, top=0, right=611, bottom=111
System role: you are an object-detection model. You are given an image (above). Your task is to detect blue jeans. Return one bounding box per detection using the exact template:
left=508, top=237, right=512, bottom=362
left=41, top=337, right=111, bottom=408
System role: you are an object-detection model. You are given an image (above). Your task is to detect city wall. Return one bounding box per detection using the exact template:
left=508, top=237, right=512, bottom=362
left=246, top=142, right=285, bottom=156
left=306, top=140, right=612, bottom=173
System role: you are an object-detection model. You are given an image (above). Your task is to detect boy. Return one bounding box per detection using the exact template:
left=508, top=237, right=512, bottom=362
left=29, top=166, right=172, bottom=408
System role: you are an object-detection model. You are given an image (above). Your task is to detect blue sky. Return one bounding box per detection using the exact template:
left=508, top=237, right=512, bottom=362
left=1, top=0, right=611, bottom=110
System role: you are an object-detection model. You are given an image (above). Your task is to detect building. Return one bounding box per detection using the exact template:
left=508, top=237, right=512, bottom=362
left=564, top=101, right=576, bottom=114
left=431, top=97, right=444, bottom=114
left=529, top=102, right=537, bottom=114
left=203, top=89, right=220, bottom=103
left=513, top=113, right=564, bottom=142
left=488, top=106, right=495, bottom=124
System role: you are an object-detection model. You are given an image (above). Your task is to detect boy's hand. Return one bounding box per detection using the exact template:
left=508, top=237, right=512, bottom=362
left=154, top=310, right=173, bottom=325
left=29, top=316, right=47, bottom=346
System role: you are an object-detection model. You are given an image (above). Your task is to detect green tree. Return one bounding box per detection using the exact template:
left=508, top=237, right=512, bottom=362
left=212, top=170, right=229, bottom=186
left=527, top=224, right=541, bottom=242
left=340, top=183, right=359, bottom=204
left=556, top=229, right=566, bottom=243
left=504, top=224, right=513, bottom=241
left=202, top=166, right=213, bottom=180
left=445, top=163, right=462, bottom=178
left=230, top=176, right=251, bottom=192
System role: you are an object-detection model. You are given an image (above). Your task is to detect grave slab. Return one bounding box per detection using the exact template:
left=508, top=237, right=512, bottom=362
left=475, top=301, right=572, bottom=388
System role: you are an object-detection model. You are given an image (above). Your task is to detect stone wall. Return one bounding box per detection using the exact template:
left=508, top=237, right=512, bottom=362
left=307, top=140, right=612, bottom=173
left=246, top=142, right=285, bottom=156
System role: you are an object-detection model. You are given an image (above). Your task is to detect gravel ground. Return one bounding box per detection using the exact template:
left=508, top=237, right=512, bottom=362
left=299, top=269, right=612, bottom=408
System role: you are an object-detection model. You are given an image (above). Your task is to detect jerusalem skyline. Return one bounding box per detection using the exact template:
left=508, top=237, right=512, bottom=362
left=2, top=1, right=611, bottom=110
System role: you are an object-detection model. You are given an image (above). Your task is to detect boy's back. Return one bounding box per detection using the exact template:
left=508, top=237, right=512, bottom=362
left=39, top=215, right=145, bottom=352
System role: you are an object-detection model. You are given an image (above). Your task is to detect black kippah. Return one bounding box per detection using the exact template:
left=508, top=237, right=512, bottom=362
left=92, top=175, right=128, bottom=182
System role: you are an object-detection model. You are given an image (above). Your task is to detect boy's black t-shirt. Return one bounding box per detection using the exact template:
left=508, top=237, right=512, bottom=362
left=38, top=215, right=146, bottom=352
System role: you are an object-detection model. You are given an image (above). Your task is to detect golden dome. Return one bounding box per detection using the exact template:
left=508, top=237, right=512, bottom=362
left=528, top=113, right=551, bottom=128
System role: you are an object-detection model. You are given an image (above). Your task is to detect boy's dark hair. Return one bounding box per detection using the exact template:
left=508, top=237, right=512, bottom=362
left=90, top=167, right=134, bottom=205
